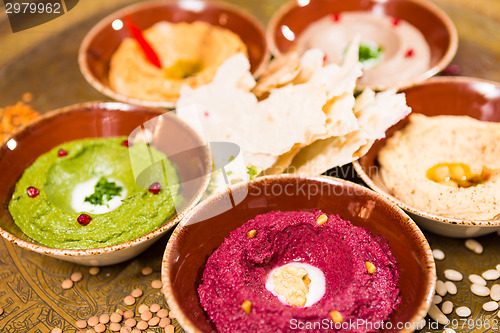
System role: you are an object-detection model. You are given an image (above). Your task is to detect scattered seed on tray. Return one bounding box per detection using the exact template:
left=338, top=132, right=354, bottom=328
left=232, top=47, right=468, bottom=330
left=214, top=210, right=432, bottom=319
left=109, top=322, right=121, bottom=332
left=138, top=304, right=149, bottom=314
left=88, top=316, right=99, bottom=327
left=124, top=295, right=136, bottom=306
left=159, top=317, right=170, bottom=328
left=168, top=310, right=176, bottom=319
left=148, top=316, right=160, bottom=326
left=141, top=267, right=153, bottom=276
left=441, top=301, right=453, bottom=315
left=131, top=288, right=143, bottom=298
left=436, top=280, right=447, bottom=296
left=482, top=269, right=500, bottom=280
left=444, top=281, right=457, bottom=295
left=483, top=301, right=499, bottom=312
left=136, top=321, right=148, bottom=330
left=141, top=310, right=153, bottom=321
left=432, top=295, right=442, bottom=304
left=61, top=279, right=74, bottom=289
left=124, top=318, right=136, bottom=327
left=471, top=284, right=490, bottom=296
left=99, top=314, right=110, bottom=324
left=469, top=274, right=487, bottom=286
left=432, top=249, right=445, bottom=260
left=71, top=272, right=83, bottom=282
left=427, top=303, right=449, bottom=325
left=165, top=324, right=175, bottom=333
left=444, top=269, right=463, bottom=281
left=86, top=329, right=96, bottom=333
left=110, top=312, right=122, bottom=323
left=120, top=326, right=132, bottom=333
left=151, top=280, right=162, bottom=289
left=0, top=307, right=3, bottom=315
left=465, top=239, right=483, bottom=254
left=157, top=309, right=169, bottom=318
left=149, top=304, right=161, bottom=313
left=51, top=328, right=62, bottom=333
left=456, top=306, right=472, bottom=317
left=123, top=310, right=134, bottom=319
left=491, top=284, right=500, bottom=301
left=75, top=320, right=87, bottom=329
left=94, top=323, right=106, bottom=333
left=131, top=329, right=141, bottom=333
left=443, top=328, right=456, bottom=333
left=89, top=267, right=100, bottom=275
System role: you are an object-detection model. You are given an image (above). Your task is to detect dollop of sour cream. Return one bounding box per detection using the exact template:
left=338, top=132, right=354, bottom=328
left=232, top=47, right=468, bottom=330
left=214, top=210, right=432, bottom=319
left=265, top=262, right=326, bottom=307
left=71, top=177, right=127, bottom=214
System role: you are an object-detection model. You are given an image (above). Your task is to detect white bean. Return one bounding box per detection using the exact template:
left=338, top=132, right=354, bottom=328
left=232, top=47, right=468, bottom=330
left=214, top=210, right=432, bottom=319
left=465, top=239, right=483, bottom=254
left=432, top=295, right=442, bottom=304
left=491, top=284, right=500, bottom=301
left=443, top=329, right=456, bottom=333
left=483, top=269, right=500, bottom=281
left=427, top=303, right=449, bottom=325
left=444, top=269, right=463, bottom=282
left=436, top=280, right=447, bottom=296
left=445, top=281, right=457, bottom=295
left=483, top=301, right=499, bottom=312
left=496, top=263, right=500, bottom=272
left=441, top=301, right=453, bottom=315
left=432, top=249, right=445, bottom=260
left=469, top=274, right=487, bottom=286
left=456, top=306, right=472, bottom=317
left=471, top=284, right=490, bottom=297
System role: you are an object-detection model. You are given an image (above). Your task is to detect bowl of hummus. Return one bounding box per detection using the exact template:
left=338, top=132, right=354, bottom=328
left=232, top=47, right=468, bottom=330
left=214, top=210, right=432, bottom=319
left=354, top=77, right=500, bottom=237
left=0, top=102, right=211, bottom=265
left=267, top=0, right=457, bottom=91
left=162, top=175, right=435, bottom=333
left=79, top=0, right=270, bottom=108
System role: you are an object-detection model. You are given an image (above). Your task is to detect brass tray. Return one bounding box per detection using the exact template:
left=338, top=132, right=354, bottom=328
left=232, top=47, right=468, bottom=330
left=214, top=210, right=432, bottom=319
left=0, top=0, right=499, bottom=332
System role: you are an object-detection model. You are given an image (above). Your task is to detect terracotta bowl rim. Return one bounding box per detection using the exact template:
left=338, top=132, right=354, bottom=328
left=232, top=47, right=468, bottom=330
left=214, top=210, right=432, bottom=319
left=0, top=101, right=211, bottom=257
left=353, top=76, right=500, bottom=227
left=78, top=0, right=270, bottom=109
left=161, top=174, right=436, bottom=333
left=266, top=0, right=458, bottom=91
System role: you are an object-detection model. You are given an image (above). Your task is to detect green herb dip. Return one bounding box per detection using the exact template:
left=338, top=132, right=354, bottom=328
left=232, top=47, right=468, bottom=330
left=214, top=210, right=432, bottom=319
left=8, top=137, right=180, bottom=249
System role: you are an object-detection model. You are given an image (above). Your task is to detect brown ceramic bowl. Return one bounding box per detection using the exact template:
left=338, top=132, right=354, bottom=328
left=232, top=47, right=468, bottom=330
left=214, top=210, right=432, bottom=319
left=0, top=102, right=211, bottom=266
left=162, top=175, right=435, bottom=333
left=354, top=77, right=500, bottom=238
left=79, top=0, right=270, bottom=108
left=267, top=0, right=457, bottom=91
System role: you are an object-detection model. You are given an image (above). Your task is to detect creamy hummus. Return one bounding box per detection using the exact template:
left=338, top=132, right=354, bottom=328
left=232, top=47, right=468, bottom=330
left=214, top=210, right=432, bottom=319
left=8, top=137, right=180, bottom=249
left=198, top=210, right=400, bottom=332
left=294, top=12, right=431, bottom=88
left=379, top=114, right=500, bottom=220
left=109, top=21, right=247, bottom=102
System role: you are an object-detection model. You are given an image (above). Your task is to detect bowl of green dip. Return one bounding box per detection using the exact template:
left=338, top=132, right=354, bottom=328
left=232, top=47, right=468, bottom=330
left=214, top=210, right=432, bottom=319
left=0, top=101, right=211, bottom=266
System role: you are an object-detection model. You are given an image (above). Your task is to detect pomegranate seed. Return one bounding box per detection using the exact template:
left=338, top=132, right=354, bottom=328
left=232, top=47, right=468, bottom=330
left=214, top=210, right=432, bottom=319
left=331, top=13, right=341, bottom=22
left=122, top=140, right=131, bottom=147
left=405, top=48, right=414, bottom=58
left=323, top=54, right=327, bottom=64
left=26, top=186, right=39, bottom=198
left=148, top=182, right=161, bottom=194
left=392, top=18, right=400, bottom=27
left=441, top=64, right=461, bottom=75
left=204, top=111, right=210, bottom=117
left=58, top=149, right=68, bottom=157
left=77, top=214, right=92, bottom=226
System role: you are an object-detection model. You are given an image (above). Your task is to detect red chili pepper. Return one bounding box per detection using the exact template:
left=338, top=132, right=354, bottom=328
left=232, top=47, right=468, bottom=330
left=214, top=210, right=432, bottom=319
left=125, top=15, right=162, bottom=68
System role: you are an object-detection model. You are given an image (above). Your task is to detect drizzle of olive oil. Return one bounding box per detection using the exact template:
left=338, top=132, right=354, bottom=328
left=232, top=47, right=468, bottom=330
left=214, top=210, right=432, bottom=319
left=164, top=59, right=204, bottom=80
left=426, top=163, right=491, bottom=188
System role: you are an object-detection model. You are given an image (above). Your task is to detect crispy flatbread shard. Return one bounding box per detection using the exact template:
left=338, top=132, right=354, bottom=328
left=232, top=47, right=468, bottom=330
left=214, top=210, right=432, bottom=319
left=253, top=52, right=301, bottom=97
left=314, top=92, right=358, bottom=141
left=287, top=131, right=368, bottom=175
left=354, top=89, right=411, bottom=140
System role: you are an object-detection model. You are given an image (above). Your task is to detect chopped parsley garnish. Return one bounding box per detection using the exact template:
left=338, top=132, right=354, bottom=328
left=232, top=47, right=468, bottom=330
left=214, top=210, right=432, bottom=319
left=358, top=44, right=383, bottom=64
left=84, top=177, right=123, bottom=206
left=247, top=165, right=259, bottom=180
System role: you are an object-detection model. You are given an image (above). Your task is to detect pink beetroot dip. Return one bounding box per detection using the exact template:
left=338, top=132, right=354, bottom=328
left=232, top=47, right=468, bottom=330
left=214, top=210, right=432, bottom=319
left=198, top=210, right=400, bottom=332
